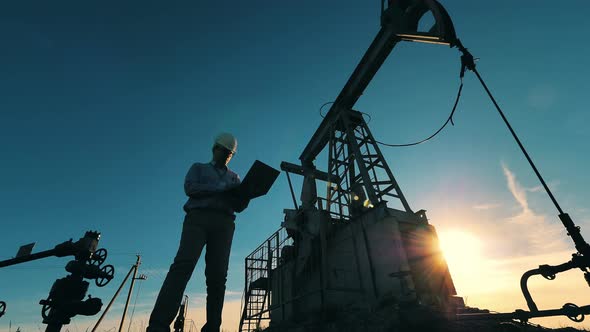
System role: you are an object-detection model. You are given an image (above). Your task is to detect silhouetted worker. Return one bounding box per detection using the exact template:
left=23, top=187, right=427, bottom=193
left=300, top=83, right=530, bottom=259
left=147, top=133, right=249, bottom=332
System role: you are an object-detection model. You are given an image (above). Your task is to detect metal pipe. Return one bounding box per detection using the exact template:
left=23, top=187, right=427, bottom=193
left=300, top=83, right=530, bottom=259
left=559, top=213, right=590, bottom=258
left=457, top=304, right=590, bottom=321
left=1, top=232, right=100, bottom=268
left=285, top=171, right=299, bottom=210
left=520, top=260, right=575, bottom=312
left=520, top=269, right=540, bottom=312
left=0, top=249, right=60, bottom=268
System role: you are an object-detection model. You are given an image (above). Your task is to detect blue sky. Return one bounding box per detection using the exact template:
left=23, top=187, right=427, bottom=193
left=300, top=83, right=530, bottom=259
left=1, top=1, right=590, bottom=331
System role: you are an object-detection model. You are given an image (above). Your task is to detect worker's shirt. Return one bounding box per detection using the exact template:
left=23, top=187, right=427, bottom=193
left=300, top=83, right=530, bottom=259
left=183, top=162, right=241, bottom=215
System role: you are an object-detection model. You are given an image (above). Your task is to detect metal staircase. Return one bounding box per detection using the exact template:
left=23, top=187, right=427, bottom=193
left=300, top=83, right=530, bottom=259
left=239, top=228, right=292, bottom=332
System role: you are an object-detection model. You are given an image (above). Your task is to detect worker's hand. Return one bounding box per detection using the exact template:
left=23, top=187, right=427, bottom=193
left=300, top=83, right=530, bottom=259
left=227, top=181, right=240, bottom=190
left=233, top=196, right=250, bottom=213
left=219, top=189, right=249, bottom=212
left=222, top=192, right=249, bottom=212
left=234, top=198, right=250, bottom=212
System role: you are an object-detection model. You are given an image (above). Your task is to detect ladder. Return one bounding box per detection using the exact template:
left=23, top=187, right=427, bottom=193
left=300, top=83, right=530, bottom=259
left=239, top=227, right=293, bottom=332
left=239, top=262, right=271, bottom=332
left=240, top=232, right=281, bottom=332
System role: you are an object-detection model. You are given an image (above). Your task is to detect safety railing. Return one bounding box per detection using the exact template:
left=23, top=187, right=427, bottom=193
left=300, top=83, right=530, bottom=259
left=239, top=227, right=293, bottom=332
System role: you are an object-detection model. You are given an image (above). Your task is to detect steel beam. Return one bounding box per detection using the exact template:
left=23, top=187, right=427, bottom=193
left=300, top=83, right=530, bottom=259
left=299, top=25, right=401, bottom=163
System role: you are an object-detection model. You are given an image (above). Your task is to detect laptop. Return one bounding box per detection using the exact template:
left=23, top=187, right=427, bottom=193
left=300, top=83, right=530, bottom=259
left=235, top=160, right=280, bottom=199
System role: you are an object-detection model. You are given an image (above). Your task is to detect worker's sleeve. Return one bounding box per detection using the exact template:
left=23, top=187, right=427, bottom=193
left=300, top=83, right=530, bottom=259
left=233, top=173, right=241, bottom=187
left=184, top=163, right=223, bottom=198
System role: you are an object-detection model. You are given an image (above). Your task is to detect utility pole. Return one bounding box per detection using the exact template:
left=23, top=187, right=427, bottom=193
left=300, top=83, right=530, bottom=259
left=92, top=255, right=145, bottom=332
left=118, top=255, right=141, bottom=332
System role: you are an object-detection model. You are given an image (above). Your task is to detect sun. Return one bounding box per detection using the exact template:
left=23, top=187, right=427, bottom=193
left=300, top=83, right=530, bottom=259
left=437, top=230, right=485, bottom=294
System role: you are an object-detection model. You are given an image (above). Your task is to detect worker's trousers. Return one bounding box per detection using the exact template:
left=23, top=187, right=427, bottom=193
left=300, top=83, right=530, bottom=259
left=147, top=209, right=235, bottom=332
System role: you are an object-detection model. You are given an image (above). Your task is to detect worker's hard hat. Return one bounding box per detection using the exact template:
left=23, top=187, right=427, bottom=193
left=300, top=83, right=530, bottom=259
left=214, top=132, right=237, bottom=153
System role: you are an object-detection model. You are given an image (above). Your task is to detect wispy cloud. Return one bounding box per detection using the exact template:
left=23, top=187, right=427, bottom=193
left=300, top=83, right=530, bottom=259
left=526, top=84, right=557, bottom=111
left=525, top=184, right=544, bottom=193
left=500, top=162, right=567, bottom=254
left=524, top=181, right=559, bottom=194
left=502, top=163, right=531, bottom=215
left=472, top=203, right=501, bottom=210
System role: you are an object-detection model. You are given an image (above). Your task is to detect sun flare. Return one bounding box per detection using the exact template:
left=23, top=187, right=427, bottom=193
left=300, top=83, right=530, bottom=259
left=437, top=230, right=485, bottom=294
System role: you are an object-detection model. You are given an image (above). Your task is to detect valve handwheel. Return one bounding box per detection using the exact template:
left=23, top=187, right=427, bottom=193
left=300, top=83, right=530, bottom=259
left=563, top=303, right=585, bottom=322
left=96, top=264, right=115, bottom=287
left=90, top=248, right=107, bottom=266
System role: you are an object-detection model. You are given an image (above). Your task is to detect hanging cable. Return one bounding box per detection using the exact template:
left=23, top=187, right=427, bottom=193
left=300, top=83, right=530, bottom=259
left=375, top=78, right=464, bottom=147
left=319, top=101, right=334, bottom=118
left=319, top=46, right=465, bottom=148
left=360, top=111, right=372, bottom=124
left=319, top=101, right=372, bottom=124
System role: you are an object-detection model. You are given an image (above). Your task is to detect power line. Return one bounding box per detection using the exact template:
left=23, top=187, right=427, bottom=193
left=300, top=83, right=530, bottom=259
left=127, top=278, right=144, bottom=332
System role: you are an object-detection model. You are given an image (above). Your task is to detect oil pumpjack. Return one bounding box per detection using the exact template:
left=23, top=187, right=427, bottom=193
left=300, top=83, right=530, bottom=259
left=239, top=1, right=462, bottom=331
left=238, top=0, right=590, bottom=331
